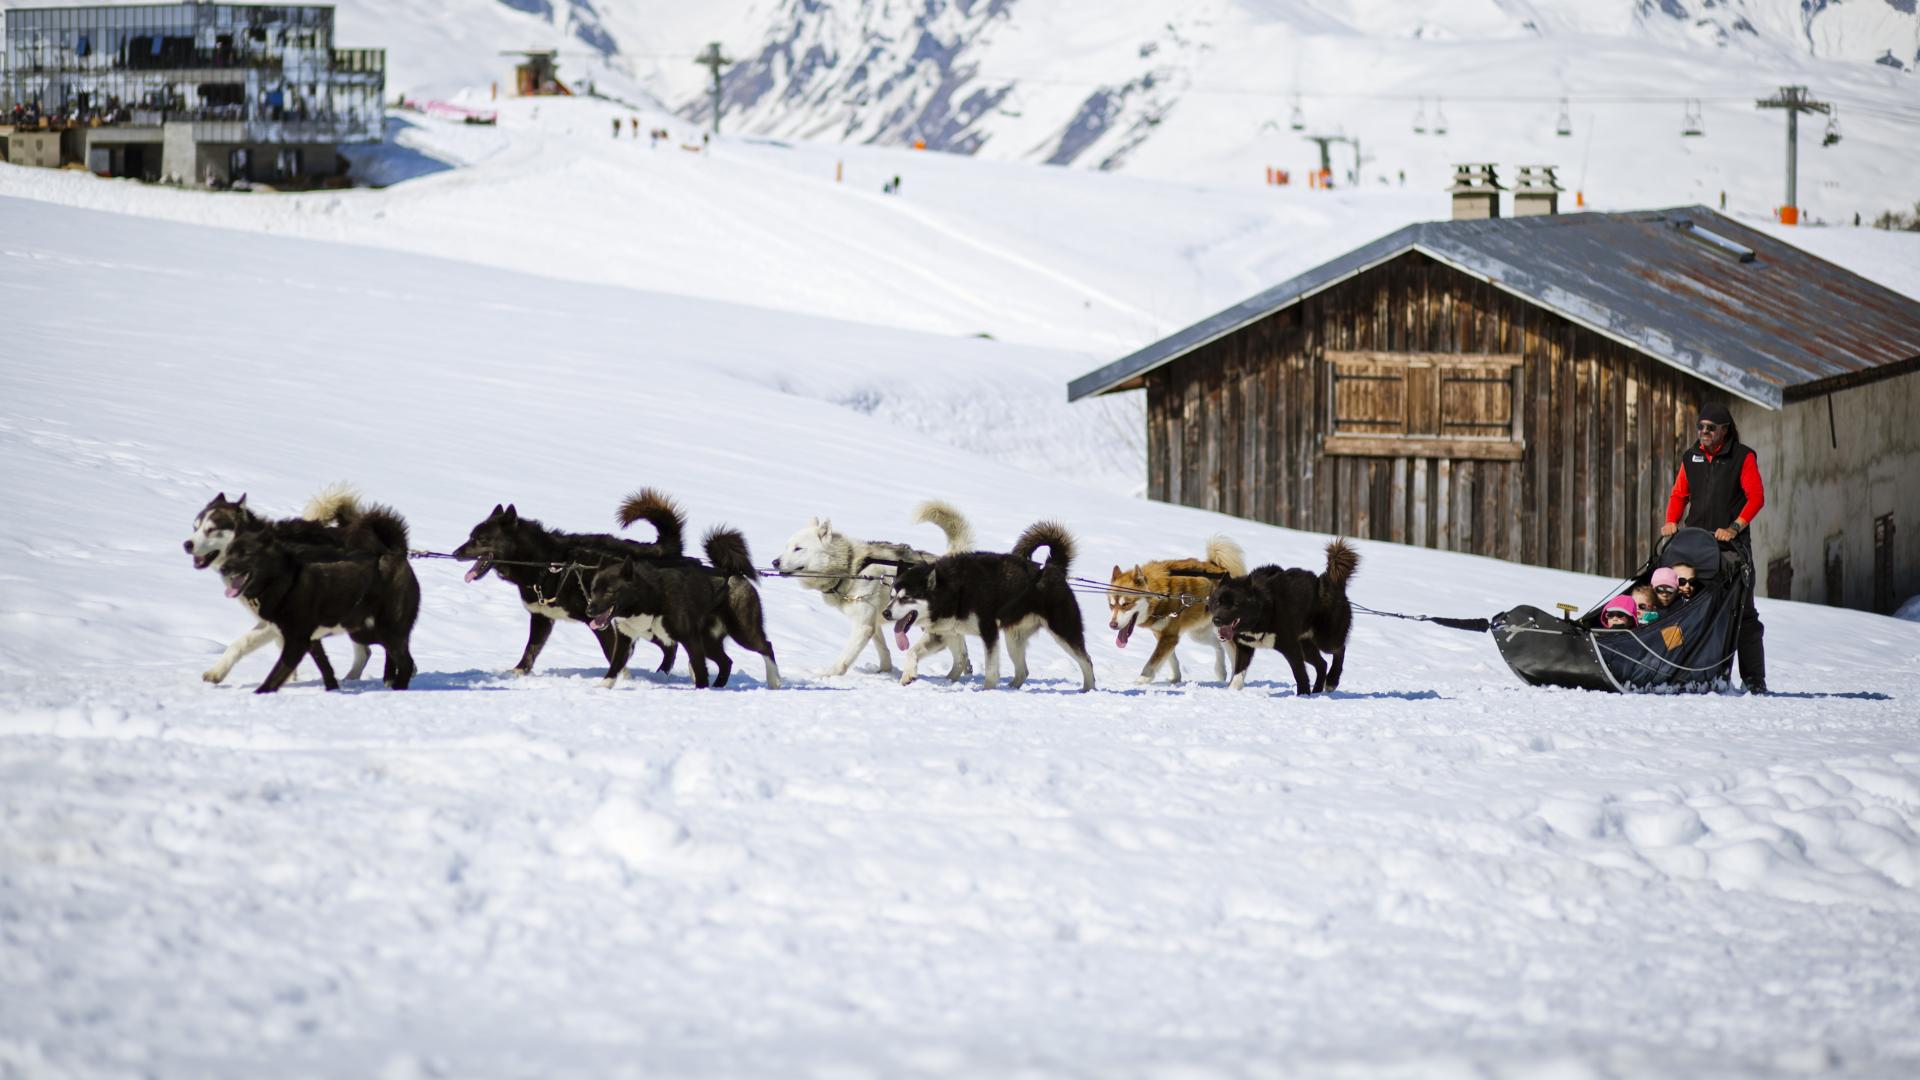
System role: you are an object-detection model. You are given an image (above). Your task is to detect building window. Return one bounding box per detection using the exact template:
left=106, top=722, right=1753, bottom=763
left=1323, top=350, right=1525, bottom=460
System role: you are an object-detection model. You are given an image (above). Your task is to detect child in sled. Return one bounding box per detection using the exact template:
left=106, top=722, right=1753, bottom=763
left=1600, top=595, right=1638, bottom=630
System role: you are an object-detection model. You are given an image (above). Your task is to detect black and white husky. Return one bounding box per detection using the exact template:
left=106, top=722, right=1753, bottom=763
left=184, top=484, right=375, bottom=683
left=769, top=501, right=974, bottom=678
left=453, top=490, right=691, bottom=686
left=882, top=521, right=1095, bottom=692
left=216, top=505, right=421, bottom=693
left=585, top=527, right=781, bottom=689
left=1205, top=539, right=1358, bottom=695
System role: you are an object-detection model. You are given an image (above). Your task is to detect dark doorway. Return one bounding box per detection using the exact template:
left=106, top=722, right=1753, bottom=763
left=1874, top=514, right=1896, bottom=614
left=229, top=147, right=251, bottom=182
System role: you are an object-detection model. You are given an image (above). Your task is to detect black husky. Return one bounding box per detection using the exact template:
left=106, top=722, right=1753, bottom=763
left=454, top=490, right=693, bottom=685
left=216, top=506, right=421, bottom=694
left=584, top=527, right=782, bottom=690
left=184, top=485, right=371, bottom=684
left=1206, top=539, right=1358, bottom=696
left=881, top=520, right=1095, bottom=691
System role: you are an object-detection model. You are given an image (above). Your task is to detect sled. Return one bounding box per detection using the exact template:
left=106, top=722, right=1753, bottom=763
left=1490, top=528, right=1751, bottom=693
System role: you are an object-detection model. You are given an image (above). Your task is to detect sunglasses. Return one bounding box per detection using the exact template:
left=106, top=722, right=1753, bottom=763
left=1602, top=613, right=1633, bottom=625
left=1676, top=577, right=1695, bottom=588
left=1654, top=585, right=1676, bottom=596
left=1697, top=421, right=1724, bottom=433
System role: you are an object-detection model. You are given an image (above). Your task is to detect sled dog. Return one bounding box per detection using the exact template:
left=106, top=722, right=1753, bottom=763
left=585, top=527, right=781, bottom=690
left=1108, top=536, right=1246, bottom=685
left=770, top=500, right=974, bottom=678
left=184, top=484, right=376, bottom=684
left=454, top=490, right=693, bottom=686
left=216, top=505, right=421, bottom=693
left=1206, top=539, right=1358, bottom=695
left=882, top=520, right=1095, bottom=691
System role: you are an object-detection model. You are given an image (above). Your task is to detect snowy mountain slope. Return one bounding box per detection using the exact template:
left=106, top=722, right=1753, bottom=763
left=667, top=0, right=1920, bottom=192
left=7, top=193, right=1920, bottom=1079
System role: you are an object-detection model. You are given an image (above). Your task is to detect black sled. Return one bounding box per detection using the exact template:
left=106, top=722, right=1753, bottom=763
left=1491, top=527, right=1752, bottom=693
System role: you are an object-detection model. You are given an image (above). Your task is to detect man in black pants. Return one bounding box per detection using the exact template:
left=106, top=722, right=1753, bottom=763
left=1660, top=402, right=1768, bottom=693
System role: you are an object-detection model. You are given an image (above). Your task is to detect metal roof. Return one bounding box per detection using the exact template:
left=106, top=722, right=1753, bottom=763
left=1067, top=206, right=1920, bottom=409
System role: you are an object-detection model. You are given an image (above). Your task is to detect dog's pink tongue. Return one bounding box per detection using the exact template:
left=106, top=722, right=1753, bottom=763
left=224, top=583, right=241, bottom=598
left=1116, top=616, right=1136, bottom=649
left=894, top=628, right=911, bottom=651
left=464, top=566, right=481, bottom=583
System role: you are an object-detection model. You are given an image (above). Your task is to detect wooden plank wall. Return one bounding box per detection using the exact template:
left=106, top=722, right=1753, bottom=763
left=1143, top=252, right=1705, bottom=575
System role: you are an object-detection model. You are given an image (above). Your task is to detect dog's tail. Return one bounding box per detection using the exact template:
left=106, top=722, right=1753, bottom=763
left=912, top=500, right=975, bottom=554
left=617, top=488, right=687, bottom=554
left=348, top=503, right=410, bottom=554
left=1321, top=538, right=1359, bottom=598
left=703, top=526, right=757, bottom=579
left=1013, top=520, right=1075, bottom=573
left=302, top=482, right=363, bottom=527
left=1204, top=535, right=1247, bottom=578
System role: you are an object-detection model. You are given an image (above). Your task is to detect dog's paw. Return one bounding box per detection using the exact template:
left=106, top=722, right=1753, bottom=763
left=507, top=667, right=531, bottom=678
left=599, top=677, right=617, bottom=690
left=202, top=668, right=227, bottom=684
left=1134, top=674, right=1154, bottom=685
left=1228, top=675, right=1246, bottom=691
left=898, top=673, right=917, bottom=687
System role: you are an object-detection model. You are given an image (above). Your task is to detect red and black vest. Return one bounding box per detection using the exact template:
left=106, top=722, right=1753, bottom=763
left=1680, top=440, right=1755, bottom=532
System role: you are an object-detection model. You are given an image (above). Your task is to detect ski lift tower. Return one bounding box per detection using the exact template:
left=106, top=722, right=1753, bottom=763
left=1303, top=133, right=1352, bottom=188
left=1756, top=85, right=1831, bottom=225
left=695, top=42, right=733, bottom=135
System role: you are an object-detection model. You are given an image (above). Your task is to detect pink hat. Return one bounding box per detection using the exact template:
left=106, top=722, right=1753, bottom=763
left=1603, top=596, right=1639, bottom=620
left=1651, top=567, right=1679, bottom=590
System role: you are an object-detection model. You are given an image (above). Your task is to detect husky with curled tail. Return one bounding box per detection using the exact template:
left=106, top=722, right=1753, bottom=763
left=769, top=500, right=974, bottom=679
left=184, top=482, right=372, bottom=684
left=215, top=503, right=421, bottom=694
left=585, top=526, right=781, bottom=689
left=1109, top=535, right=1247, bottom=685
left=881, top=520, right=1095, bottom=692
left=1206, top=539, right=1358, bottom=696
left=453, top=488, right=694, bottom=685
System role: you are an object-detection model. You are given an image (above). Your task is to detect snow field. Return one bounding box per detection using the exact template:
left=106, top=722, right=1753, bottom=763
left=5, top=141, right=1920, bottom=1075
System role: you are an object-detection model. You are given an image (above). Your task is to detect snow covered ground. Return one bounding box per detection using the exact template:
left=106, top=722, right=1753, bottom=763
left=5, top=93, right=1920, bottom=1076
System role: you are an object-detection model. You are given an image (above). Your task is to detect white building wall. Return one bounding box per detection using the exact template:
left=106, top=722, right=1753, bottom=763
left=1734, top=370, right=1920, bottom=613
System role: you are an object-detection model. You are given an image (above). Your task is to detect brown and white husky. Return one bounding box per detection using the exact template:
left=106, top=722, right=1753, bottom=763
left=1108, top=536, right=1247, bottom=685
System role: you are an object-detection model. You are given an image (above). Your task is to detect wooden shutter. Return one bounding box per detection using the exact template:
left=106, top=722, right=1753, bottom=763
left=1324, top=351, right=1523, bottom=460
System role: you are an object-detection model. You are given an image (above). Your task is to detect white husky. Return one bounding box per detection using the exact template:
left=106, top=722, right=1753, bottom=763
left=771, top=500, right=975, bottom=678
left=184, top=482, right=369, bottom=684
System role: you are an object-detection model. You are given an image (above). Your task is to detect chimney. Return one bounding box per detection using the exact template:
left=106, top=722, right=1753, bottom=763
left=1448, top=164, right=1503, bottom=221
left=1513, top=165, right=1563, bottom=216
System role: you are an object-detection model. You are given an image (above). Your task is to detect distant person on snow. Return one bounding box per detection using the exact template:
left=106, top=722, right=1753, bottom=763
left=611, top=117, right=620, bottom=139
left=1660, top=402, right=1767, bottom=693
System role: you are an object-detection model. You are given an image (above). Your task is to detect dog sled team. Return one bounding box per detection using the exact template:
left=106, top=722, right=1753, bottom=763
left=184, top=484, right=1359, bottom=697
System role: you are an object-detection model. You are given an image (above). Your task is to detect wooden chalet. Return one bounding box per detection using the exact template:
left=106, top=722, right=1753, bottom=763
left=1068, top=203, right=1920, bottom=613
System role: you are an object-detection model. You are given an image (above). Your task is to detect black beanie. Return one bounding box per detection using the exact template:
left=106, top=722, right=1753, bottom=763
left=1700, top=402, right=1733, bottom=426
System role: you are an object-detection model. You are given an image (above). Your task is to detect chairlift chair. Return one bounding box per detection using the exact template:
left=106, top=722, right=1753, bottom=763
left=1555, top=97, right=1572, bottom=137
left=1682, top=98, right=1703, bottom=138
left=1433, top=98, right=1448, bottom=136
left=1822, top=108, right=1841, bottom=147
left=1289, top=96, right=1305, bottom=131
left=1412, top=97, right=1427, bottom=135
